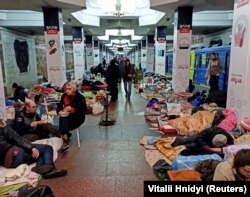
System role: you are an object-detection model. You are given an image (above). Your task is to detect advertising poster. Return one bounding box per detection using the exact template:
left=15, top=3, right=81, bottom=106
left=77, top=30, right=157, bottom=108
left=93, top=41, right=99, bottom=66
left=147, top=35, right=155, bottom=72
left=141, top=40, right=147, bottom=70
left=147, top=46, right=154, bottom=72
left=227, top=0, right=250, bottom=121
left=141, top=48, right=147, bottom=70
left=86, top=36, right=93, bottom=71
left=43, top=8, right=66, bottom=87
left=155, top=41, right=166, bottom=75
left=0, top=60, right=6, bottom=120
left=135, top=50, right=138, bottom=68
left=172, top=7, right=193, bottom=93
left=86, top=47, right=94, bottom=71
left=94, top=48, right=99, bottom=66
left=72, top=27, right=85, bottom=80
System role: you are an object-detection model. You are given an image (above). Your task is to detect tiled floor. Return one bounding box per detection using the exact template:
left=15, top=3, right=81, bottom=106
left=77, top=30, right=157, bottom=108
left=41, top=84, right=159, bottom=197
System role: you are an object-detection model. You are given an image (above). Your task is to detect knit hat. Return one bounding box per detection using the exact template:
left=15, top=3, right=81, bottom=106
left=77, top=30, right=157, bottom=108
left=212, top=134, right=227, bottom=147
left=240, top=118, right=250, bottom=132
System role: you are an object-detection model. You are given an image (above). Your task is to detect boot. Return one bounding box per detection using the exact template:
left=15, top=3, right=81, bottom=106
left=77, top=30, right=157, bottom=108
left=31, top=164, right=54, bottom=175
left=43, top=168, right=67, bottom=179
left=58, top=135, right=69, bottom=153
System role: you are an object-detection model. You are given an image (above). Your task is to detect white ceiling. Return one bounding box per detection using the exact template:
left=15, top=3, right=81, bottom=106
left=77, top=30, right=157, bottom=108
left=0, top=0, right=234, bottom=51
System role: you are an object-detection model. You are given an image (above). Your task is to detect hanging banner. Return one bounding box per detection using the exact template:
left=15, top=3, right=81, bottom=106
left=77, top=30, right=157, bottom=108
left=135, top=47, right=138, bottom=68
left=93, top=41, right=99, bottom=66
left=72, top=27, right=85, bottom=80
left=155, top=41, right=166, bottom=75
left=172, top=7, right=193, bottom=93
left=86, top=36, right=93, bottom=71
left=141, top=40, right=147, bottom=70
left=155, top=26, right=167, bottom=75
left=147, top=35, right=155, bottom=72
left=227, top=0, right=250, bottom=122
left=43, top=8, right=66, bottom=87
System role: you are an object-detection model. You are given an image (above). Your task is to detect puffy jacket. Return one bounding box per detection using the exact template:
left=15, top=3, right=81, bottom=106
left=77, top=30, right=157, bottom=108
left=0, top=126, right=33, bottom=165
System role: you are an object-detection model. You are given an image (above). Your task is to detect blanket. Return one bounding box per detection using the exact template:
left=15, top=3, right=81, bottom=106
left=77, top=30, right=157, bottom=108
left=167, top=170, right=201, bottom=181
left=154, top=138, right=186, bottom=165
left=168, top=111, right=216, bottom=135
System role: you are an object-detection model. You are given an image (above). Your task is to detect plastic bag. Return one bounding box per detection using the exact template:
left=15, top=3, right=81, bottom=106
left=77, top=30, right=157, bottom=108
left=92, top=102, right=104, bottom=115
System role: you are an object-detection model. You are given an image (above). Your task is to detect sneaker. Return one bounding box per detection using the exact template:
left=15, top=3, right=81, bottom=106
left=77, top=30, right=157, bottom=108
left=43, top=168, right=67, bottom=179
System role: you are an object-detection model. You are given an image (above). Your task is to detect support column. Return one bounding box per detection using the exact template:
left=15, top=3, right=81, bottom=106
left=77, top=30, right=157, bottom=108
left=72, top=27, right=85, bottom=80
left=85, top=35, right=93, bottom=71
left=155, top=26, right=167, bottom=75
left=141, top=40, right=147, bottom=71
left=43, top=7, right=66, bottom=87
left=172, top=7, right=193, bottom=92
left=227, top=1, right=250, bottom=121
left=0, top=60, right=6, bottom=120
left=94, top=40, right=100, bottom=66
left=146, top=35, right=155, bottom=72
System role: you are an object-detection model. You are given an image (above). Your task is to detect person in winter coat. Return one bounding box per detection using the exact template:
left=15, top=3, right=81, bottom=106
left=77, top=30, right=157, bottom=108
left=213, top=149, right=250, bottom=181
left=0, top=119, right=67, bottom=179
left=57, top=82, right=87, bottom=152
left=7, top=82, right=27, bottom=102
left=106, top=59, right=120, bottom=101
left=11, top=100, right=61, bottom=142
left=122, top=59, right=135, bottom=100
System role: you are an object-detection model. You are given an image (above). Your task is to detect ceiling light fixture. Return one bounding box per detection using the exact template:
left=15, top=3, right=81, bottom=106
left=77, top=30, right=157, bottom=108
left=98, top=0, right=137, bottom=17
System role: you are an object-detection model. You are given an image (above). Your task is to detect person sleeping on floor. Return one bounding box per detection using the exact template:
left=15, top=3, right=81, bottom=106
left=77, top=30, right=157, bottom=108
left=171, top=127, right=234, bottom=156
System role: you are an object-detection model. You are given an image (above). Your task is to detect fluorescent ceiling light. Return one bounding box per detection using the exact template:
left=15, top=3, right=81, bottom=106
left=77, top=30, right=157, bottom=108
left=131, top=35, right=143, bottom=40
left=105, top=29, right=134, bottom=36
left=97, top=35, right=109, bottom=40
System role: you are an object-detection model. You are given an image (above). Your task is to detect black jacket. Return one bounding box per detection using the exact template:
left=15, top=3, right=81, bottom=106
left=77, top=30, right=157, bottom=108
left=123, top=64, right=135, bottom=81
left=106, top=65, right=120, bottom=87
left=14, top=86, right=27, bottom=102
left=11, top=108, right=41, bottom=136
left=57, top=91, right=87, bottom=130
left=195, top=127, right=234, bottom=148
left=0, top=126, right=33, bottom=165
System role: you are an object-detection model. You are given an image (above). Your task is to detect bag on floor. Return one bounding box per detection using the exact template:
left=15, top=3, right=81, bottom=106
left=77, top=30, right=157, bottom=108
left=195, top=159, right=221, bottom=181
left=153, top=159, right=172, bottom=181
left=18, top=185, right=54, bottom=197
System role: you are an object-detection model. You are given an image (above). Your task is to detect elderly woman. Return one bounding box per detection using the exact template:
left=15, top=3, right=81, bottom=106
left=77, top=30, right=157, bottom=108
left=0, top=119, right=67, bottom=179
left=213, top=149, right=250, bottom=181
left=57, top=82, right=87, bottom=152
